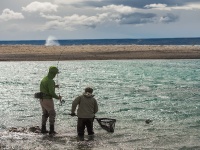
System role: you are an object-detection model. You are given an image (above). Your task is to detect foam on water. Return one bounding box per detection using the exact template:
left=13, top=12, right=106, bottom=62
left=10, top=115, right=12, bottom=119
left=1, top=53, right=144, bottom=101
left=0, top=60, right=200, bottom=149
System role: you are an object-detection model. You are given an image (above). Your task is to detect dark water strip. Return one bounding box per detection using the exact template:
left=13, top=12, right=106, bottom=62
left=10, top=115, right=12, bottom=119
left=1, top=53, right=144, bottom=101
left=1, top=37, right=200, bottom=45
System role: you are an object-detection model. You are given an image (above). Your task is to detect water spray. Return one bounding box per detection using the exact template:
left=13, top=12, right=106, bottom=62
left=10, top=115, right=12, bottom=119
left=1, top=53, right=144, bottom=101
left=45, top=36, right=60, bottom=46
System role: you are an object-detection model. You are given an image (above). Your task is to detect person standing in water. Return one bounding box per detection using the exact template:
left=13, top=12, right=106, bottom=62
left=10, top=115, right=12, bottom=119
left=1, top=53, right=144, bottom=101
left=71, top=87, right=98, bottom=140
left=40, top=66, right=62, bottom=135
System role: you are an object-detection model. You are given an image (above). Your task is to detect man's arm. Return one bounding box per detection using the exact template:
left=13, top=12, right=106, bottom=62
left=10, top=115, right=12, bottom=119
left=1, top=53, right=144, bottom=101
left=94, top=99, right=98, bottom=114
left=71, top=96, right=81, bottom=114
left=48, top=80, right=59, bottom=99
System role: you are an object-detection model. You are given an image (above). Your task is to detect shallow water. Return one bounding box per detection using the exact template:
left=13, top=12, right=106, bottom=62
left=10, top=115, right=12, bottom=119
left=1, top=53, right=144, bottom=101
left=0, top=60, right=200, bottom=150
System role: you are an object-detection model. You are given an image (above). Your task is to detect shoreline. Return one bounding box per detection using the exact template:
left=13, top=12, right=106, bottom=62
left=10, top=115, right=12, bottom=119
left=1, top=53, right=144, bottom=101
left=0, top=45, right=200, bottom=61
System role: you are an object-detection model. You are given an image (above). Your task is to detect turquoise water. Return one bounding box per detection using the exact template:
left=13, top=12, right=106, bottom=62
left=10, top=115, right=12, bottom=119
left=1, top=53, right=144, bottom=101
left=0, top=60, right=200, bottom=150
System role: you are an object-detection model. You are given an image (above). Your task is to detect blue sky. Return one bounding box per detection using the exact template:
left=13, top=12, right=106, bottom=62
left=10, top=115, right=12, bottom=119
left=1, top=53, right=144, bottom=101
left=0, top=0, right=200, bottom=40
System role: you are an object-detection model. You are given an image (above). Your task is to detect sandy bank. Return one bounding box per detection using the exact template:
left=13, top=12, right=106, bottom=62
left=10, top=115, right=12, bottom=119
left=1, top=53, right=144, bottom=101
left=0, top=45, right=200, bottom=61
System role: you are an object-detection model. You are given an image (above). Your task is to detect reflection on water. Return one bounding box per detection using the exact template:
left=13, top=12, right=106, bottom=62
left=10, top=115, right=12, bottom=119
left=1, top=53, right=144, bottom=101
left=0, top=60, right=200, bottom=149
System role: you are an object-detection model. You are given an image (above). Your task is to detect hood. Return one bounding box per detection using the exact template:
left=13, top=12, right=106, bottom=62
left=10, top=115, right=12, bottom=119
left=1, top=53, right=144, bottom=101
left=47, top=66, right=59, bottom=79
left=83, top=92, right=94, bottom=98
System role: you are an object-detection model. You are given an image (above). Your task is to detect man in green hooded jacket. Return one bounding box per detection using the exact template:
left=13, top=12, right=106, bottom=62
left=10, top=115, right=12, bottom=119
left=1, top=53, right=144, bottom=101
left=40, top=66, right=62, bottom=135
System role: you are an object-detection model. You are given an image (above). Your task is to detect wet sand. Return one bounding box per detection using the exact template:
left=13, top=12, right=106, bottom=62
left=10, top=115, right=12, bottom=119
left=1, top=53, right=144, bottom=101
left=0, top=45, right=200, bottom=61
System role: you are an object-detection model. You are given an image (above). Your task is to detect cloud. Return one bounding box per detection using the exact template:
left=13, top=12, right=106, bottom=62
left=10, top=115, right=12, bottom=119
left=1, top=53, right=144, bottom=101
left=39, top=2, right=181, bottom=31
left=160, top=13, right=179, bottom=23
left=40, top=13, right=62, bottom=20
left=99, top=4, right=136, bottom=14
left=172, top=3, right=200, bottom=10
left=120, top=13, right=157, bottom=25
left=106, top=0, right=200, bottom=8
left=0, top=9, right=24, bottom=21
left=55, top=0, right=87, bottom=5
left=96, top=4, right=158, bottom=25
left=63, top=0, right=193, bottom=8
left=40, top=13, right=109, bottom=31
left=55, top=0, right=103, bottom=4
left=144, top=3, right=170, bottom=10
left=22, top=1, right=58, bottom=13
left=144, top=2, right=200, bottom=11
left=41, top=20, right=66, bottom=30
left=24, top=1, right=194, bottom=32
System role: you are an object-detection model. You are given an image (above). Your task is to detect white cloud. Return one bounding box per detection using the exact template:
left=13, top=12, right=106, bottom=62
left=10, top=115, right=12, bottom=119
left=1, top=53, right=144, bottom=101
left=22, top=1, right=58, bottom=13
left=63, top=14, right=106, bottom=25
left=41, top=20, right=75, bottom=31
left=40, top=13, right=62, bottom=20
left=54, top=0, right=102, bottom=5
left=40, top=13, right=109, bottom=31
left=0, top=9, right=24, bottom=21
left=145, top=2, right=200, bottom=11
left=54, top=0, right=84, bottom=4
left=172, top=3, right=200, bottom=10
left=144, top=3, right=170, bottom=10
left=187, top=3, right=200, bottom=9
left=0, top=0, right=199, bottom=40
left=99, top=4, right=136, bottom=14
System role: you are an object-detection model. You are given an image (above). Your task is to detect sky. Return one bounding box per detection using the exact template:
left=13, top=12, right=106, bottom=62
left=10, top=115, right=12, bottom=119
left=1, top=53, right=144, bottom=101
left=0, top=0, right=200, bottom=40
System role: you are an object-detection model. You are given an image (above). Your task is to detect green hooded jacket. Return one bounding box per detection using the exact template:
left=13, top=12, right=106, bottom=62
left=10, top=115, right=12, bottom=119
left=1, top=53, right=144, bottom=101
left=40, top=66, right=59, bottom=99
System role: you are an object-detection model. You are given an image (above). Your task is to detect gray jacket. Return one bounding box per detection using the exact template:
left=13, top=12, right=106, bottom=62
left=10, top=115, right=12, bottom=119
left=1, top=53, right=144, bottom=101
left=71, top=92, right=98, bottom=118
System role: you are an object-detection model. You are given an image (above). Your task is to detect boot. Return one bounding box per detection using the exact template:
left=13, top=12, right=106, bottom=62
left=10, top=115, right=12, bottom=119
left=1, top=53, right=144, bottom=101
left=49, top=125, right=57, bottom=135
left=77, top=135, right=84, bottom=141
left=41, top=125, right=48, bottom=134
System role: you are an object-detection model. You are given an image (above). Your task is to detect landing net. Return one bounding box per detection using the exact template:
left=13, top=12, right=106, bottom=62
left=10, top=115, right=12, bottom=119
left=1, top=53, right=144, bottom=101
left=96, top=118, right=116, bottom=133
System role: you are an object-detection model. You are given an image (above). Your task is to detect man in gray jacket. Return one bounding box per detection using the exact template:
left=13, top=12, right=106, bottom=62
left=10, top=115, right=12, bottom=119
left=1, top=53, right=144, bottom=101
left=71, top=87, right=98, bottom=138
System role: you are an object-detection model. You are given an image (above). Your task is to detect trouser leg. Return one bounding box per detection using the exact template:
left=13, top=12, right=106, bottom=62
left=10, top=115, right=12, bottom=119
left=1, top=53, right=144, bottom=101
left=40, top=99, right=56, bottom=125
left=85, top=118, right=94, bottom=135
left=40, top=99, right=49, bottom=126
left=49, top=109, right=56, bottom=125
left=77, top=118, right=85, bottom=136
left=77, top=118, right=94, bottom=136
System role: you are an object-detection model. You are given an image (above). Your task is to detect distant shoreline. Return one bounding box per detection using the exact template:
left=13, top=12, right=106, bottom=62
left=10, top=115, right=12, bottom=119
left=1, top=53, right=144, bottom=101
left=0, top=45, right=200, bottom=61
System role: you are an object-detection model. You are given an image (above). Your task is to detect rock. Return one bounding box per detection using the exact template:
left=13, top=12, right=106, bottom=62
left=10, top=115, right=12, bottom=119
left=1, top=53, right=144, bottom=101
left=145, top=119, right=153, bottom=124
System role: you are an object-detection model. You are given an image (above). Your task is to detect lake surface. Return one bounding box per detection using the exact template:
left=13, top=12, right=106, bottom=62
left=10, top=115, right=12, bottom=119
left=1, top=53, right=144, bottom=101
left=0, top=60, right=200, bottom=150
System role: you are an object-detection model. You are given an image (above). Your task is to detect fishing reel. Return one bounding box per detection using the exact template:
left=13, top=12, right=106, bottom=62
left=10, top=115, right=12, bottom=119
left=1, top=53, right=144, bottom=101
left=59, top=99, right=65, bottom=106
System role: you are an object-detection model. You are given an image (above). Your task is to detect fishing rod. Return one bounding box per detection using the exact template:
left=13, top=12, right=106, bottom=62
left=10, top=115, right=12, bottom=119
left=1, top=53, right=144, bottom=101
left=55, top=46, right=65, bottom=106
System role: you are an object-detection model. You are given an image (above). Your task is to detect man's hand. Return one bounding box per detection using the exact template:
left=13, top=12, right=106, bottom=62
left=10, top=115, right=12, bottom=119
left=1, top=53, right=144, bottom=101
left=58, top=95, right=62, bottom=100
left=70, top=113, right=76, bottom=116
left=55, top=85, right=59, bottom=88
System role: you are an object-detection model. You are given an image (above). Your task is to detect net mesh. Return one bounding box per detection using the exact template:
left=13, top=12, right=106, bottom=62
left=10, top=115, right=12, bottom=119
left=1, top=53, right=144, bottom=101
left=96, top=118, right=116, bottom=133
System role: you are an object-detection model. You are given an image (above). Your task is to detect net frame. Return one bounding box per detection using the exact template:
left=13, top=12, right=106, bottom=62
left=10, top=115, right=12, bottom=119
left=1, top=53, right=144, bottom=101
left=95, top=118, right=116, bottom=133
